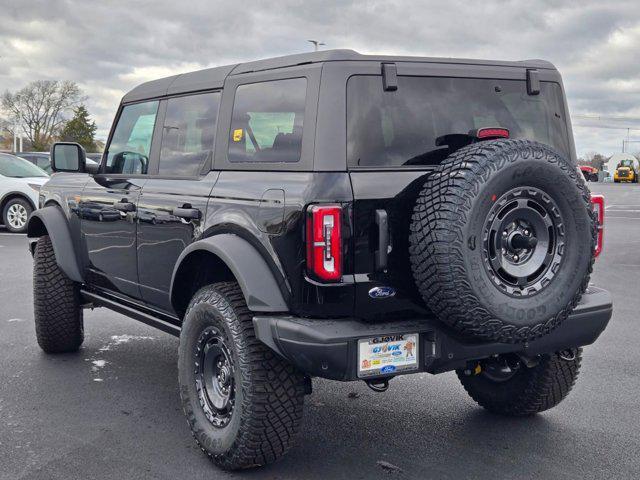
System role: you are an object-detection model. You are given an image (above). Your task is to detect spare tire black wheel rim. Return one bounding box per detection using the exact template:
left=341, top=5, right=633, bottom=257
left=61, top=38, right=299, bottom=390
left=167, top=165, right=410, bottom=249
left=194, top=327, right=235, bottom=428
left=482, top=187, right=565, bottom=297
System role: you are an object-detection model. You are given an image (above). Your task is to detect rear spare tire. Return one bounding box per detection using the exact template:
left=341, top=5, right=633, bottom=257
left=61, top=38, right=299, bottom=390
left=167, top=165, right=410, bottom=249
left=409, top=140, right=596, bottom=343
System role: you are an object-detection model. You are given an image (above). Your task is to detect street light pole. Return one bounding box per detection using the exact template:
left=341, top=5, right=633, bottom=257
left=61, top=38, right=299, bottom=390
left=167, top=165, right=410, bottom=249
left=307, top=40, right=326, bottom=51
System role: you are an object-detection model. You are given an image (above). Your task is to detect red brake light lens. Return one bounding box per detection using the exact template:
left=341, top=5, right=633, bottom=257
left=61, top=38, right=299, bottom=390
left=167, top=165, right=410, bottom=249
left=306, top=205, right=342, bottom=281
left=591, top=194, right=604, bottom=257
left=476, top=127, right=510, bottom=139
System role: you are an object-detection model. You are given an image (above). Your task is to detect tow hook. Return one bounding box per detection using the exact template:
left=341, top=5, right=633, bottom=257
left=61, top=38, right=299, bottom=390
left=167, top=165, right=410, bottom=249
left=366, top=378, right=391, bottom=393
left=559, top=349, right=577, bottom=362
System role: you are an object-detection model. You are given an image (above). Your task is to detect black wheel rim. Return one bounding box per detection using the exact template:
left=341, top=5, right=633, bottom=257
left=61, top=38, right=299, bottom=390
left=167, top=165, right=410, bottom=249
left=482, top=187, right=565, bottom=297
left=194, top=327, right=235, bottom=428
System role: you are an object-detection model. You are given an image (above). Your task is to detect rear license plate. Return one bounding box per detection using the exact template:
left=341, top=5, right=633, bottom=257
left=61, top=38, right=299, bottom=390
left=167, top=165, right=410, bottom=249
left=357, top=333, right=419, bottom=378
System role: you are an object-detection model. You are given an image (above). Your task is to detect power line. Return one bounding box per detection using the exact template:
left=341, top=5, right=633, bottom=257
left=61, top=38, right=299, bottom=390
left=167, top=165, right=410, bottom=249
left=573, top=114, right=640, bottom=122
left=573, top=123, right=640, bottom=132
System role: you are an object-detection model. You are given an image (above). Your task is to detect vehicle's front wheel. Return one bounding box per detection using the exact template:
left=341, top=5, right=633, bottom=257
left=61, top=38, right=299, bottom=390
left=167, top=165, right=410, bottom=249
left=456, top=349, right=582, bottom=416
left=178, top=282, right=305, bottom=470
left=3, top=197, right=32, bottom=233
left=33, top=235, right=84, bottom=353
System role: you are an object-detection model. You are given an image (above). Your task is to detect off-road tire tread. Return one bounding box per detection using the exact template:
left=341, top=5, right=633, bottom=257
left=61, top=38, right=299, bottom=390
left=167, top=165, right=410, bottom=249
left=33, top=235, right=84, bottom=353
left=456, top=349, right=582, bottom=416
left=180, top=282, right=305, bottom=470
left=409, top=140, right=596, bottom=343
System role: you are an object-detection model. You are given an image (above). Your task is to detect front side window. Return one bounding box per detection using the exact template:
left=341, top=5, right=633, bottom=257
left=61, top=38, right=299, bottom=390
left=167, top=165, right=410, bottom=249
left=347, top=76, right=570, bottom=168
left=159, top=92, right=221, bottom=176
left=105, top=100, right=159, bottom=174
left=228, top=78, right=306, bottom=163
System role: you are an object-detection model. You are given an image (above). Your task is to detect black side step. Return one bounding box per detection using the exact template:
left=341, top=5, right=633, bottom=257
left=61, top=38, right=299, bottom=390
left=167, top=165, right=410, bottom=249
left=81, top=289, right=181, bottom=337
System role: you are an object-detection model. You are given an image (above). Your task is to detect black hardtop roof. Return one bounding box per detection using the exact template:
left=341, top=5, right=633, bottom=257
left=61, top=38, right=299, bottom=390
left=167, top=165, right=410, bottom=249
left=122, top=49, right=557, bottom=103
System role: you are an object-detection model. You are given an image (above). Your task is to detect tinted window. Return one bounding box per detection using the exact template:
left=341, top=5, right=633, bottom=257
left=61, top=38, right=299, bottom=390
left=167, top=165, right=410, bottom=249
left=35, top=156, right=52, bottom=173
left=159, top=92, right=220, bottom=176
left=0, top=153, right=48, bottom=177
left=228, top=78, right=306, bottom=163
left=347, top=76, right=569, bottom=168
left=106, top=101, right=159, bottom=174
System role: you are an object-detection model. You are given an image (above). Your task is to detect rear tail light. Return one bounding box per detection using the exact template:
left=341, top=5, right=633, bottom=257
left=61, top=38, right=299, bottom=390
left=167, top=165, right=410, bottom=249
left=475, top=127, right=510, bottom=140
left=306, top=204, right=342, bottom=281
left=591, top=194, right=604, bottom=257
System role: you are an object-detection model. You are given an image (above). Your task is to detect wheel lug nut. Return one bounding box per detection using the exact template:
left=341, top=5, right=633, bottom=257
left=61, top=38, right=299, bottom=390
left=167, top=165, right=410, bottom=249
left=502, top=230, right=508, bottom=237
left=514, top=255, right=519, bottom=261
left=524, top=229, right=530, bottom=236
left=501, top=248, right=506, bottom=254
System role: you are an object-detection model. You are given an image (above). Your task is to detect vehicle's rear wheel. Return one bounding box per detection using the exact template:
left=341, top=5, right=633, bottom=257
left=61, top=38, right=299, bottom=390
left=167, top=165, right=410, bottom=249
left=456, top=349, right=582, bottom=415
left=3, top=197, right=32, bottom=233
left=410, top=140, right=596, bottom=343
left=178, top=282, right=305, bottom=470
left=33, top=235, right=84, bottom=353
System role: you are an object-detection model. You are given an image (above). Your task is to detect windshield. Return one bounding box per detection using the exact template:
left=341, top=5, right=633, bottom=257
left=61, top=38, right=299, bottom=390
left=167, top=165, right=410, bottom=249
left=619, top=160, right=634, bottom=168
left=347, top=76, right=570, bottom=168
left=0, top=154, right=49, bottom=178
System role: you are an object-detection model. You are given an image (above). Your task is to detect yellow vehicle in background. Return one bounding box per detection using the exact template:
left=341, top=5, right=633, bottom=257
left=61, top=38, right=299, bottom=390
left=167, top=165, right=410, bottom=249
left=614, top=159, right=638, bottom=183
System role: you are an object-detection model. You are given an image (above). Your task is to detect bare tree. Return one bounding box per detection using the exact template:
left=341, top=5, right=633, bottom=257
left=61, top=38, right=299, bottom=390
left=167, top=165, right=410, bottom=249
left=1, top=80, right=83, bottom=151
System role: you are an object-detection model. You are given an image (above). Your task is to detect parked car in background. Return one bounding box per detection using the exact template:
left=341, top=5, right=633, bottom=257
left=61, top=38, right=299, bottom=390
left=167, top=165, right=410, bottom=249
left=86, top=152, right=103, bottom=163
left=0, top=153, right=48, bottom=232
left=579, top=165, right=599, bottom=182
left=16, top=152, right=52, bottom=174
left=17, top=151, right=100, bottom=175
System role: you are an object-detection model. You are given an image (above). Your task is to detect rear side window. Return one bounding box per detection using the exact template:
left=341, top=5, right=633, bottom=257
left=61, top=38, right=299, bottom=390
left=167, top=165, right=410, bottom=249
left=228, top=78, right=306, bottom=163
left=105, top=100, right=159, bottom=174
left=347, top=76, right=569, bottom=168
left=158, top=92, right=221, bottom=176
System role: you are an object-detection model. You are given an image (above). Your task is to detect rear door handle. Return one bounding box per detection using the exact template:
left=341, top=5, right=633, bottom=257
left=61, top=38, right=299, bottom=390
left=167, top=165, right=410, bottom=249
left=113, top=199, right=135, bottom=212
left=172, top=206, right=201, bottom=220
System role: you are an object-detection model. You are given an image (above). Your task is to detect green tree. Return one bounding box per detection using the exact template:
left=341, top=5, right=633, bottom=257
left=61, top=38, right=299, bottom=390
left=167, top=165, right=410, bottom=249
left=60, top=105, right=97, bottom=151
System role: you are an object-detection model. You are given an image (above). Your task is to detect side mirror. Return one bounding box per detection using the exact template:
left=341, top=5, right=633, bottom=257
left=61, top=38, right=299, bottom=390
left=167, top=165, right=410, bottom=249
left=51, top=142, right=86, bottom=173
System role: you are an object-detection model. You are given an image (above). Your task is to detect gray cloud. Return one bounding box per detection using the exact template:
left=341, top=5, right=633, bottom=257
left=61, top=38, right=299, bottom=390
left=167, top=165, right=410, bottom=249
left=1, top=0, right=639, bottom=155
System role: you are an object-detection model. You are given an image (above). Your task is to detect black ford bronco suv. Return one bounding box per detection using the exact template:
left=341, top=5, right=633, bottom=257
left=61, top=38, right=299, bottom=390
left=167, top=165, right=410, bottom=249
left=28, top=50, right=611, bottom=470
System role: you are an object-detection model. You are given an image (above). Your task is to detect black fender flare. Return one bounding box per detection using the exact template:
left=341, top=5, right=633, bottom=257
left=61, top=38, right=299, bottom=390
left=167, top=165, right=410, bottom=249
left=27, top=206, right=84, bottom=283
left=170, top=234, right=289, bottom=312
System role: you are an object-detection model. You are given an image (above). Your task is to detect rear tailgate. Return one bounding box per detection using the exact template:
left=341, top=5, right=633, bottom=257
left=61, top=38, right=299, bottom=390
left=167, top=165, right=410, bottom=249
left=350, top=170, right=432, bottom=321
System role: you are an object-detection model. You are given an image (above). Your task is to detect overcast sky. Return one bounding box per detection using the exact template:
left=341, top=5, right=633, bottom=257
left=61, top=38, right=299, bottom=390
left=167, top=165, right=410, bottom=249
left=1, top=0, right=639, bottom=156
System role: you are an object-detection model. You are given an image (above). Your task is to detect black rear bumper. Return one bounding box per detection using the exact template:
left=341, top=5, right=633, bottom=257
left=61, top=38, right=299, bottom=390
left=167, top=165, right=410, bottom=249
left=253, top=287, right=612, bottom=381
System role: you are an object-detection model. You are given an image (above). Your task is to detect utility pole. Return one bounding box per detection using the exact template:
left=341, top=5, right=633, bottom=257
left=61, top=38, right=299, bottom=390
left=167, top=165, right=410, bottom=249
left=12, top=120, right=22, bottom=153
left=307, top=40, right=326, bottom=51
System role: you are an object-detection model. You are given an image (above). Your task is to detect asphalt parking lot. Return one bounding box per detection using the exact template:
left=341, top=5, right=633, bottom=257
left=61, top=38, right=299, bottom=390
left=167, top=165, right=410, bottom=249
left=0, top=182, right=639, bottom=480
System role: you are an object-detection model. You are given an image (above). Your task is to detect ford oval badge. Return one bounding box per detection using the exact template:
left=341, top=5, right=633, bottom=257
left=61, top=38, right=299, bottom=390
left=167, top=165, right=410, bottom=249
left=368, top=286, right=396, bottom=299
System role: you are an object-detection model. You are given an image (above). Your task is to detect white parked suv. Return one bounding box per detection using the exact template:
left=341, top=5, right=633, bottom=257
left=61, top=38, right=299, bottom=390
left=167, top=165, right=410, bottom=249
left=0, top=153, right=48, bottom=233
